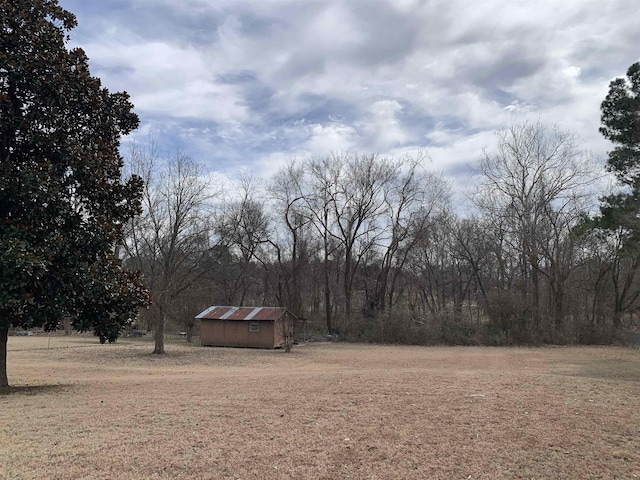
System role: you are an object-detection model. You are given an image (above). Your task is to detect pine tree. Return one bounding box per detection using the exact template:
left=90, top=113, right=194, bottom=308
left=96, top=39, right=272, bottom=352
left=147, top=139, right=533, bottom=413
left=593, top=61, right=640, bottom=328
left=598, top=62, right=640, bottom=241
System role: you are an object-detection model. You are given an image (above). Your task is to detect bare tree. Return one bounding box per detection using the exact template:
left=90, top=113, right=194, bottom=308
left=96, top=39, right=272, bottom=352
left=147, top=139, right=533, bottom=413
left=407, top=211, right=455, bottom=317
left=583, top=226, right=640, bottom=329
left=472, top=121, right=598, bottom=339
left=334, top=155, right=399, bottom=319
left=301, top=156, right=341, bottom=332
left=274, top=311, right=296, bottom=353
left=212, top=173, right=271, bottom=306
left=124, top=141, right=214, bottom=354
left=370, top=154, right=450, bottom=312
left=449, top=216, right=491, bottom=307
left=268, top=161, right=313, bottom=317
left=268, top=153, right=449, bottom=334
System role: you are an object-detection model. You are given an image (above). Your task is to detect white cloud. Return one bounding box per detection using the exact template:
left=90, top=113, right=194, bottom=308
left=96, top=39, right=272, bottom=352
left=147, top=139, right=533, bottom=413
left=81, top=38, right=251, bottom=122
left=59, top=0, right=640, bottom=197
left=358, top=100, right=409, bottom=150
left=305, top=123, right=357, bottom=155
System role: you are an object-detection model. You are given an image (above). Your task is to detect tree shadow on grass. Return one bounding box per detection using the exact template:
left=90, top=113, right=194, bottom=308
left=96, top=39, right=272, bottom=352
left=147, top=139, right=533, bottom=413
left=0, top=384, right=74, bottom=396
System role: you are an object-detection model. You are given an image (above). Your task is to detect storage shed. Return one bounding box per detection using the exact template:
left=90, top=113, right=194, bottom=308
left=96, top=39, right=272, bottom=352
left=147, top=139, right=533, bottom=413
left=196, top=306, right=299, bottom=349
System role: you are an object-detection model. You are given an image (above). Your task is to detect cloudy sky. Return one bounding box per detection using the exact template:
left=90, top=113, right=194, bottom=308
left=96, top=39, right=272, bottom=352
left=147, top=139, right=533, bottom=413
left=58, top=0, right=639, bottom=194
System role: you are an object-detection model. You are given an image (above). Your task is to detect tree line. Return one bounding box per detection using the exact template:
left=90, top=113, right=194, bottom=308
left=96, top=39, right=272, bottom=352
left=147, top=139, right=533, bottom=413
left=125, top=110, right=640, bottom=351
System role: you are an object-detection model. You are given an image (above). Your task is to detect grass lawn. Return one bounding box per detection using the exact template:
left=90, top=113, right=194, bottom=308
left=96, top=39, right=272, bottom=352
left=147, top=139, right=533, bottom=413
left=1, top=336, right=639, bottom=479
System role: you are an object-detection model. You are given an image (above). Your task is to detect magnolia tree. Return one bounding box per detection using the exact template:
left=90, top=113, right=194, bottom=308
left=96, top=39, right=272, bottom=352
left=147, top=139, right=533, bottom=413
left=0, top=1, right=148, bottom=386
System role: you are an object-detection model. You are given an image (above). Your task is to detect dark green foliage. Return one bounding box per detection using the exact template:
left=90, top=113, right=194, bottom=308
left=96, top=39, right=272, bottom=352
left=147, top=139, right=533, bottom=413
left=596, top=63, right=640, bottom=246
left=585, top=62, right=640, bottom=331
left=600, top=62, right=640, bottom=188
left=0, top=0, right=149, bottom=384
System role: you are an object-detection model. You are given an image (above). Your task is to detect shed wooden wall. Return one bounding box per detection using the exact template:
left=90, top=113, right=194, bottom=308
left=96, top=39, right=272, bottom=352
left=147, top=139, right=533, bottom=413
left=200, top=319, right=276, bottom=348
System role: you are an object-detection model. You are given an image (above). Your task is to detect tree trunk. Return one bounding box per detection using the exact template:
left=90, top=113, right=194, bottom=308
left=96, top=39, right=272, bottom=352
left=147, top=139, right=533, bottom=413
left=324, top=283, right=332, bottom=333
left=63, top=317, right=71, bottom=336
left=324, top=241, right=333, bottom=333
left=344, top=248, right=353, bottom=319
left=552, top=279, right=565, bottom=333
left=153, top=313, right=166, bottom=354
left=285, top=317, right=294, bottom=352
left=284, top=334, right=292, bottom=353
left=1, top=324, right=9, bottom=387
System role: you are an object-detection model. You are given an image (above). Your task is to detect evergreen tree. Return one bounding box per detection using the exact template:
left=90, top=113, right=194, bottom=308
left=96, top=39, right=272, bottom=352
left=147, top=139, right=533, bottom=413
left=600, top=62, right=640, bottom=189
left=598, top=62, right=640, bottom=233
left=593, top=61, right=640, bottom=327
left=0, top=0, right=149, bottom=387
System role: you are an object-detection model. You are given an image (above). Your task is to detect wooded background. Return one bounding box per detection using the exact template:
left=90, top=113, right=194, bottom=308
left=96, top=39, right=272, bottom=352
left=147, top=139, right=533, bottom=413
left=124, top=116, right=640, bottom=347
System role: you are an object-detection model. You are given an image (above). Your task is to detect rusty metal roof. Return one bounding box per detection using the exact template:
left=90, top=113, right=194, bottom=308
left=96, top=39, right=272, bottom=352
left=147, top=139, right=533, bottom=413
left=195, top=306, right=289, bottom=321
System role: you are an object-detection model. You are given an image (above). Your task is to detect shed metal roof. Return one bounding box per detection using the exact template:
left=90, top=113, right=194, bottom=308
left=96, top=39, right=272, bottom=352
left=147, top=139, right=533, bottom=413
left=195, top=306, right=289, bottom=321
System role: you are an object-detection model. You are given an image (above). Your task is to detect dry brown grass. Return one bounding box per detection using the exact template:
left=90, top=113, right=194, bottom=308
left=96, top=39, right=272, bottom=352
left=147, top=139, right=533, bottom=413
left=1, top=336, right=639, bottom=479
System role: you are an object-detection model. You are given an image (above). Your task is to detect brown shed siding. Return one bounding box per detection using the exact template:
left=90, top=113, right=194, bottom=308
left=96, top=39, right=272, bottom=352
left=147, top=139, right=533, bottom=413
left=197, top=306, right=293, bottom=349
left=200, top=320, right=275, bottom=348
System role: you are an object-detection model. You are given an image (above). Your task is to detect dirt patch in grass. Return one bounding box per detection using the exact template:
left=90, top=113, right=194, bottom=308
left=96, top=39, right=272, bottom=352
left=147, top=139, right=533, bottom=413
left=2, top=337, right=639, bottom=479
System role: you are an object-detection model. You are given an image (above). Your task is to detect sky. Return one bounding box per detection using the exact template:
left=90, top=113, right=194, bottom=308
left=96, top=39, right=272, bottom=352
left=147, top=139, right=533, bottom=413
left=58, top=0, right=639, bottom=200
